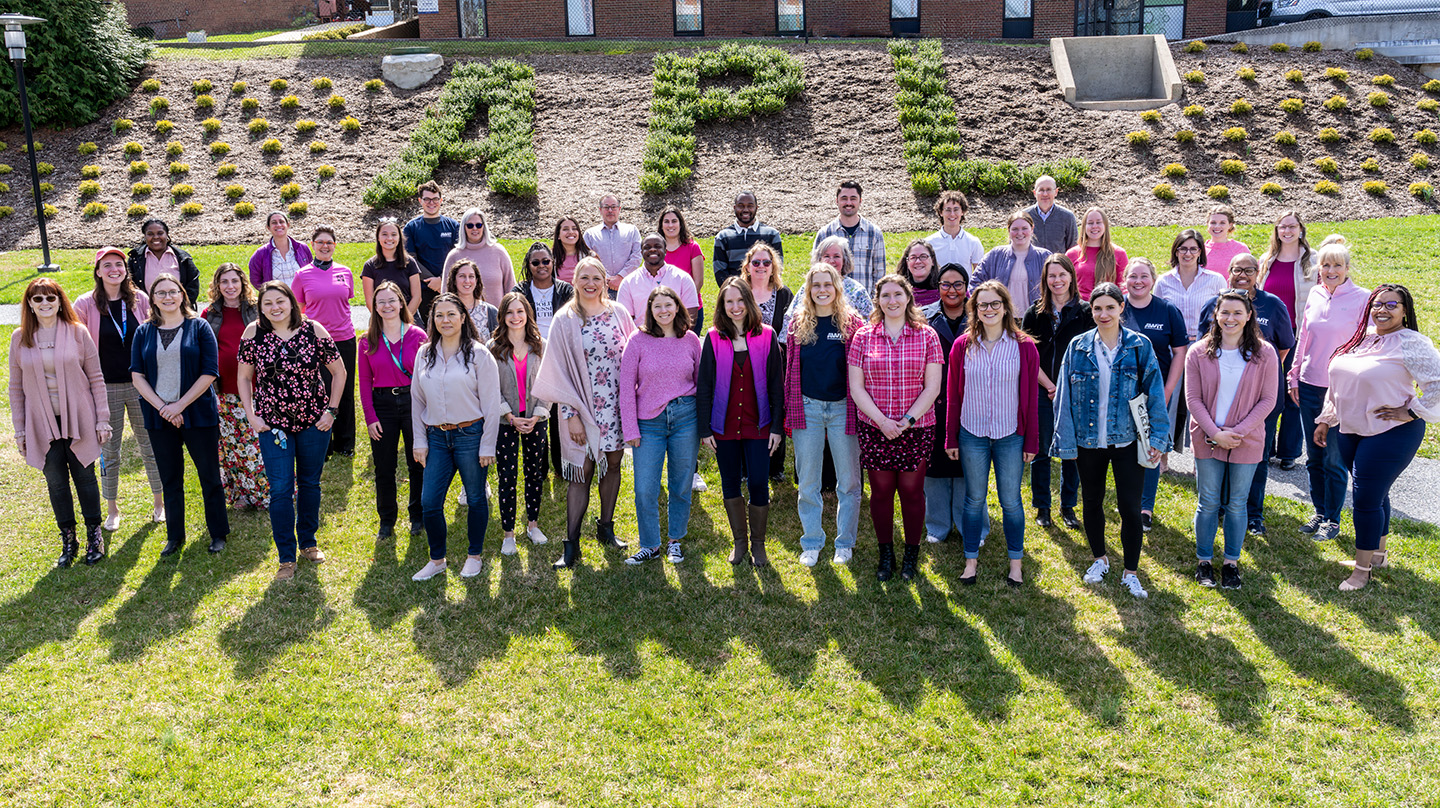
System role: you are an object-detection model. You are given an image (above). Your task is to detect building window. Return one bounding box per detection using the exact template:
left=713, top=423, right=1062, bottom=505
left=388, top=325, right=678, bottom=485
left=675, top=0, right=702, bottom=34
left=1075, top=0, right=1185, bottom=39
left=1142, top=0, right=1185, bottom=39
left=777, top=0, right=804, bottom=33
left=567, top=0, right=594, bottom=35
left=1003, top=0, right=1033, bottom=38
left=890, top=0, right=919, bottom=34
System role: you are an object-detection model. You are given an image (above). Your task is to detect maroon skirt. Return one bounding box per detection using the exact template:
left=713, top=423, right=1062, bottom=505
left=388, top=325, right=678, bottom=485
left=858, top=423, right=934, bottom=472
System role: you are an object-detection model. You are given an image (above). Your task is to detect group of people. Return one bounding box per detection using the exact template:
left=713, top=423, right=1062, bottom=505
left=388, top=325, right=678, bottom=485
left=11, top=177, right=1438, bottom=595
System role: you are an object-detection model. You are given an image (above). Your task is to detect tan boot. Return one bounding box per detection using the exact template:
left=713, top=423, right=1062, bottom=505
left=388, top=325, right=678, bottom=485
left=723, top=497, right=748, bottom=564
left=300, top=546, right=326, bottom=563
left=274, top=562, right=297, bottom=582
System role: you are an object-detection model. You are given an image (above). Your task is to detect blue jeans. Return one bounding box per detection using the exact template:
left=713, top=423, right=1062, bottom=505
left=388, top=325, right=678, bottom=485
left=1336, top=419, right=1423, bottom=551
left=793, top=396, right=860, bottom=551
left=1194, top=457, right=1260, bottom=563
left=1276, top=351, right=1302, bottom=461
left=1141, top=383, right=1184, bottom=512
left=258, top=425, right=331, bottom=563
left=633, top=396, right=699, bottom=550
left=924, top=476, right=990, bottom=543
left=1298, top=382, right=1349, bottom=523
left=957, top=426, right=1025, bottom=560
left=421, top=421, right=489, bottom=559
left=1246, top=406, right=1282, bottom=525
left=1032, top=393, right=1079, bottom=509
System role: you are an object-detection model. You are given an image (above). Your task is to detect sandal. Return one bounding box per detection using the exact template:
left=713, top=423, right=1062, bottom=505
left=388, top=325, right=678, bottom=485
left=1339, top=564, right=1371, bottom=592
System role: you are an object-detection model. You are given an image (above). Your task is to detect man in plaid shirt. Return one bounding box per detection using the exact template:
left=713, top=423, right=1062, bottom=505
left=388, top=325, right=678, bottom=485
left=813, top=180, right=887, bottom=296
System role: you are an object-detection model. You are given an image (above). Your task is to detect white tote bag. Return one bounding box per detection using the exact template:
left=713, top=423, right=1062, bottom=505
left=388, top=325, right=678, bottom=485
left=1127, top=347, right=1158, bottom=469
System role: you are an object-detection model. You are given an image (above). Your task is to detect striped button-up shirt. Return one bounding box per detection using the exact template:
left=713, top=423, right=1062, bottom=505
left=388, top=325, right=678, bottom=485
left=814, top=217, right=887, bottom=294
left=1155, top=268, right=1227, bottom=341
left=585, top=222, right=642, bottom=280
left=847, top=321, right=943, bottom=428
left=959, top=332, right=1021, bottom=439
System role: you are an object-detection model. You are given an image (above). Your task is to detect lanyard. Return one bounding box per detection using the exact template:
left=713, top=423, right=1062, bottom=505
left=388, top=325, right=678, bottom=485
left=381, top=330, right=410, bottom=379
left=107, top=301, right=128, bottom=341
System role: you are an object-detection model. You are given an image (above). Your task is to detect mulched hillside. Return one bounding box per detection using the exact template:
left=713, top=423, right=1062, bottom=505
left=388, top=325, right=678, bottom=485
left=1, top=41, right=1435, bottom=250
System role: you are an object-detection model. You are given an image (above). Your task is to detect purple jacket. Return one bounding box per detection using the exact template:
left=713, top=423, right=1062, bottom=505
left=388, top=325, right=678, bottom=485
left=248, top=238, right=313, bottom=287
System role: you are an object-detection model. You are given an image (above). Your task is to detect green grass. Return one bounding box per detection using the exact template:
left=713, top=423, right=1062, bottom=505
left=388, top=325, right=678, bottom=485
left=1, top=318, right=1438, bottom=803
left=154, top=29, right=293, bottom=44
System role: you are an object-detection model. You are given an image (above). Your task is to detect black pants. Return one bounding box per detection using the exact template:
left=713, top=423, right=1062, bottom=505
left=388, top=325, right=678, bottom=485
left=371, top=388, right=423, bottom=529
left=323, top=337, right=358, bottom=455
left=716, top=437, right=771, bottom=505
left=44, top=438, right=102, bottom=531
left=549, top=403, right=563, bottom=476
left=496, top=421, right=548, bottom=530
left=149, top=422, right=230, bottom=545
left=1075, top=445, right=1145, bottom=572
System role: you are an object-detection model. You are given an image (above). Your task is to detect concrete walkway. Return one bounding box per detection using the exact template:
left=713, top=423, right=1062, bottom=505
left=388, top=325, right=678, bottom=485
left=253, top=22, right=363, bottom=43
left=2, top=302, right=1435, bottom=524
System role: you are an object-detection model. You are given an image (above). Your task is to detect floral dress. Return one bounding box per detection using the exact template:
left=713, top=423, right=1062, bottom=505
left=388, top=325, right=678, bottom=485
left=570, top=308, right=627, bottom=453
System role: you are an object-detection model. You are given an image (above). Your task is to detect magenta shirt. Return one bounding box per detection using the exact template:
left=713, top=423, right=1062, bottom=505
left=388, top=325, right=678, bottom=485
left=514, top=353, right=528, bottom=414
left=1263, top=259, right=1299, bottom=325
left=358, top=324, right=427, bottom=424
left=618, top=331, right=702, bottom=442
left=1204, top=239, right=1251, bottom=276
left=665, top=241, right=705, bottom=289
left=292, top=262, right=356, bottom=343
left=1065, top=244, right=1129, bottom=301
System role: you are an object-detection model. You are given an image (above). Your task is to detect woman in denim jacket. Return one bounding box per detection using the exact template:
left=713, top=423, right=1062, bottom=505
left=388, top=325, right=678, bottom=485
left=1052, top=282, right=1170, bottom=599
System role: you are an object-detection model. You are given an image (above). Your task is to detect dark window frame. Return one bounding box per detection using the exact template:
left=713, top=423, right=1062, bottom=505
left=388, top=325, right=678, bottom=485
left=674, top=0, right=704, bottom=36
left=890, top=0, right=920, bottom=35
left=776, top=0, right=805, bottom=34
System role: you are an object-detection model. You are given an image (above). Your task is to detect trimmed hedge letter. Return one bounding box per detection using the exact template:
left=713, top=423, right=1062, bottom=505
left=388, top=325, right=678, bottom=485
left=642, top=45, right=804, bottom=194
left=364, top=60, right=538, bottom=207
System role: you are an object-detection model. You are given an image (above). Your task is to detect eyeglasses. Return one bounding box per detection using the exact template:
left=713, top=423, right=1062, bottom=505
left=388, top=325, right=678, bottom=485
left=465, top=222, right=485, bottom=229
left=1371, top=300, right=1403, bottom=311
left=938, top=281, right=966, bottom=291
left=314, top=240, right=336, bottom=247
left=906, top=254, right=929, bottom=262
left=1177, top=246, right=1201, bottom=254
left=29, top=294, right=58, bottom=304
left=976, top=300, right=1005, bottom=311
left=529, top=258, right=552, bottom=266
left=419, top=196, right=441, bottom=204
left=1220, top=289, right=1252, bottom=297
left=153, top=289, right=183, bottom=298
left=1230, top=267, right=1258, bottom=276
left=600, top=204, right=620, bottom=210
left=1277, top=224, right=1300, bottom=231
left=749, top=259, right=772, bottom=267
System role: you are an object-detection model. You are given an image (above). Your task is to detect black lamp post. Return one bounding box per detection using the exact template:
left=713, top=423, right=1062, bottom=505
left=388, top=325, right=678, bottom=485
left=2, top=13, right=59, bottom=273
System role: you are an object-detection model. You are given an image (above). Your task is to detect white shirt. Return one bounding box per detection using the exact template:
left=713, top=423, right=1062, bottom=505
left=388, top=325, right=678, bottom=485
left=531, top=285, right=556, bottom=339
left=1095, top=335, right=1125, bottom=448
left=927, top=228, right=985, bottom=270
left=271, top=244, right=302, bottom=286
left=1155, top=268, right=1227, bottom=341
left=1213, top=347, right=1248, bottom=428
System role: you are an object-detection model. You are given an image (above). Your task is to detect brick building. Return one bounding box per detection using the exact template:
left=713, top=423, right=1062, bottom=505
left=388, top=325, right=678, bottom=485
left=420, top=0, right=1228, bottom=40
left=120, top=0, right=318, bottom=37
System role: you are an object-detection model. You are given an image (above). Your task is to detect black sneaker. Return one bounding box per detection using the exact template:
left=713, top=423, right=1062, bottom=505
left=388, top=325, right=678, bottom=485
left=625, top=546, right=663, bottom=565
left=1220, top=563, right=1242, bottom=590
left=1196, top=561, right=1217, bottom=587
left=1278, top=458, right=1297, bottom=471
left=1298, top=514, right=1324, bottom=535
left=1141, top=512, right=1153, bottom=533
left=1248, top=520, right=1267, bottom=537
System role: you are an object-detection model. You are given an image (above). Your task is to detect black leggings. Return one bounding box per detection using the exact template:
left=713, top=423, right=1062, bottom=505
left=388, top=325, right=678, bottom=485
left=496, top=422, right=548, bottom=530
left=44, top=438, right=102, bottom=532
left=868, top=468, right=927, bottom=546
left=715, top=437, right=771, bottom=505
left=1076, top=445, right=1146, bottom=571
left=370, top=389, right=423, bottom=528
left=566, top=449, right=624, bottom=542
left=323, top=337, right=358, bottom=455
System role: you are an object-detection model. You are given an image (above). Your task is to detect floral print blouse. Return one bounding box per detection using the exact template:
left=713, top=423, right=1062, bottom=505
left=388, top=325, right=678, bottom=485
left=236, top=320, right=340, bottom=434
left=560, top=308, right=628, bottom=453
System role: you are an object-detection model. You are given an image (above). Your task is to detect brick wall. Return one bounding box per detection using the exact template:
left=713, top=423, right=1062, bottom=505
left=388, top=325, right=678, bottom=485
left=121, top=0, right=316, bottom=37
left=1184, top=0, right=1226, bottom=38
left=420, top=1, right=461, bottom=37
left=920, top=1, right=1003, bottom=39
left=1031, top=0, right=1073, bottom=39
left=809, top=0, right=891, bottom=38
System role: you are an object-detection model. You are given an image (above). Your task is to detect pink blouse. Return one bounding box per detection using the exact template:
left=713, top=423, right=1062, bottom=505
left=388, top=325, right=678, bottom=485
left=1318, top=328, right=1440, bottom=437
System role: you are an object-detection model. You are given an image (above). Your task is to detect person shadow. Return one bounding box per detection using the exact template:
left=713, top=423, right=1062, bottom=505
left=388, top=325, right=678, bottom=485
left=353, top=522, right=434, bottom=633
left=0, top=525, right=149, bottom=672
left=218, top=563, right=335, bottom=679
left=101, top=522, right=271, bottom=662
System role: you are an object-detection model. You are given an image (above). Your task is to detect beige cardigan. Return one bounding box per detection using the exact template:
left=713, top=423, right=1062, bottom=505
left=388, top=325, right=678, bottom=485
left=8, top=324, right=110, bottom=470
left=532, top=302, right=635, bottom=482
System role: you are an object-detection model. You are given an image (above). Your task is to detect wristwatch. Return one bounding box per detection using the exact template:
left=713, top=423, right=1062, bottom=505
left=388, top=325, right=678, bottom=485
left=904, top=414, right=917, bottom=427
left=1407, top=408, right=1418, bottom=421
left=325, top=406, right=338, bottom=418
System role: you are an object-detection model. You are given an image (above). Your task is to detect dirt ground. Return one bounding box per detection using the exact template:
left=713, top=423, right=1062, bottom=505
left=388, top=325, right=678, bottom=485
left=1, top=41, right=1436, bottom=250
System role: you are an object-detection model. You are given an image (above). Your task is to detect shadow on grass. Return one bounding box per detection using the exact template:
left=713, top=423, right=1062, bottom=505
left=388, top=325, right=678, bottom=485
left=102, top=515, right=271, bottom=662
left=0, top=528, right=149, bottom=671
left=219, top=564, right=336, bottom=679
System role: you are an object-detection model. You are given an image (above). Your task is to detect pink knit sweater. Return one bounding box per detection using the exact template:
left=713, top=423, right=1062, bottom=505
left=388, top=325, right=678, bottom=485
left=618, top=331, right=702, bottom=442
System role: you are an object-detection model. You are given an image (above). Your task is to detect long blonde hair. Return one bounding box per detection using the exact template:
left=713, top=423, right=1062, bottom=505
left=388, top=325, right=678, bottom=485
left=1080, top=206, right=1119, bottom=286
left=790, top=263, right=858, bottom=346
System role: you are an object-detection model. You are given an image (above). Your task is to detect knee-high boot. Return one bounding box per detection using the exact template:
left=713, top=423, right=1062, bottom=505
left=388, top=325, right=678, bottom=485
left=724, top=497, right=749, bottom=565
left=748, top=503, right=770, bottom=567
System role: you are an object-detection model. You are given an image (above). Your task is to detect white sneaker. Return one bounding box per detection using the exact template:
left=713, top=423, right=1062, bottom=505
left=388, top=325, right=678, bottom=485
left=692, top=472, right=707, bottom=492
left=460, top=556, right=484, bottom=578
left=925, top=534, right=944, bottom=544
left=833, top=547, right=853, bottom=565
left=667, top=541, right=684, bottom=563
left=411, top=560, right=447, bottom=581
left=799, top=549, right=820, bottom=567
left=1120, top=572, right=1149, bottom=599
left=527, top=525, right=549, bottom=545
left=1082, top=558, right=1110, bottom=584
left=456, top=485, right=467, bottom=507
left=500, top=535, right=517, bottom=555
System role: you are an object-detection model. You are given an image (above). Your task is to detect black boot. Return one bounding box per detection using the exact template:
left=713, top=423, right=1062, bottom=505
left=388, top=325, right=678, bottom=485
left=900, top=544, right=920, bottom=581
left=876, top=544, right=896, bottom=582
left=723, top=497, right=748, bottom=565
left=56, top=527, right=79, bottom=569
left=553, top=540, right=581, bottom=570
left=1035, top=508, right=1052, bottom=527
left=160, top=535, right=183, bottom=558
left=748, top=503, right=770, bottom=567
left=83, top=524, right=106, bottom=566
left=595, top=519, right=624, bottom=549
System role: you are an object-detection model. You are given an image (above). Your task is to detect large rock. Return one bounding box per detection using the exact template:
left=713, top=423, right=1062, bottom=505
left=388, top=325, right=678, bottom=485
left=382, top=53, right=444, bottom=90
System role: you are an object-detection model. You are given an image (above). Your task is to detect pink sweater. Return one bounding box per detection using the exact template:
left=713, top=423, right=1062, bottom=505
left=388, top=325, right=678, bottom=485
left=1318, top=328, right=1440, bottom=437
left=618, top=331, right=702, bottom=442
left=1288, top=279, right=1370, bottom=389
left=1184, top=339, right=1279, bottom=464
left=9, top=324, right=110, bottom=470
left=1204, top=239, right=1251, bottom=275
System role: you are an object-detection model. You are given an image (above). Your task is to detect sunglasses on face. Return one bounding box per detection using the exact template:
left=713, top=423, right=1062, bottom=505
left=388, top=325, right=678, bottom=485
left=465, top=222, right=485, bottom=230
left=30, top=294, right=58, bottom=304
left=530, top=258, right=552, bottom=266
left=750, top=259, right=772, bottom=267
left=1371, top=300, right=1403, bottom=311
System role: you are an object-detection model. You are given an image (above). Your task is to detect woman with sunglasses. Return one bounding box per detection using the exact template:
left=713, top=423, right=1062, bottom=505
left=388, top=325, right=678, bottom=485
left=237, top=282, right=347, bottom=582
left=130, top=274, right=229, bottom=557
left=201, top=263, right=269, bottom=511
left=1184, top=290, right=1279, bottom=590
left=1315, top=284, right=1440, bottom=591
left=359, top=281, right=428, bottom=541
left=361, top=219, right=422, bottom=319
left=513, top=242, right=574, bottom=477
left=73, top=246, right=164, bottom=531
left=247, top=211, right=312, bottom=288
left=443, top=209, right=514, bottom=306
left=551, top=216, right=593, bottom=285
left=10, top=279, right=111, bottom=567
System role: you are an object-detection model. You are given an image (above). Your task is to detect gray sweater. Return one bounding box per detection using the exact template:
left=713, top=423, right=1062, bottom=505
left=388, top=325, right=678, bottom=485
left=1024, top=203, right=1077, bottom=255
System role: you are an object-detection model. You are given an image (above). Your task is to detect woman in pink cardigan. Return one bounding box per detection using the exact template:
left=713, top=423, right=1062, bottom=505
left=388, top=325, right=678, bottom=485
left=1185, top=290, right=1279, bottom=590
left=9, top=279, right=112, bottom=568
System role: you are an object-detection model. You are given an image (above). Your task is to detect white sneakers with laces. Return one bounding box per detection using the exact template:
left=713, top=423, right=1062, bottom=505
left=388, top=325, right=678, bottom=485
left=799, top=549, right=820, bottom=567
left=1120, top=572, right=1149, bottom=599
left=833, top=547, right=853, bottom=565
